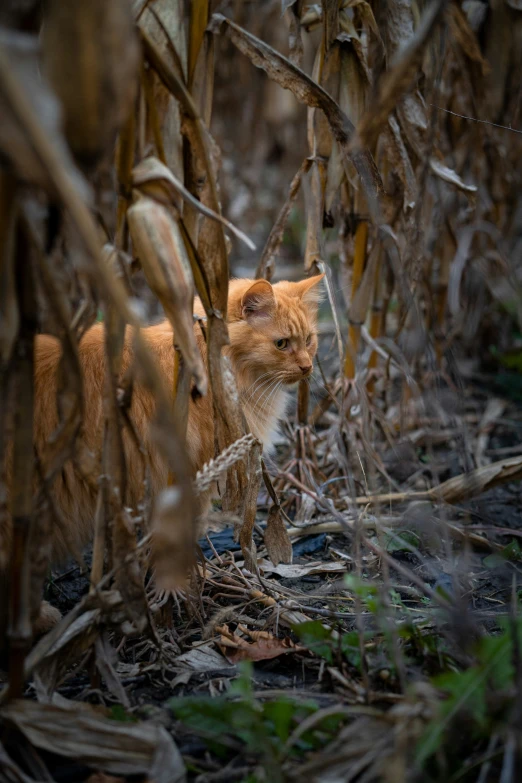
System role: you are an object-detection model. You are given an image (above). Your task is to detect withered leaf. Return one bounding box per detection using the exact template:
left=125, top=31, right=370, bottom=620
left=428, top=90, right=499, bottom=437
left=350, top=0, right=449, bottom=153
left=1, top=700, right=186, bottom=783
left=217, top=624, right=302, bottom=663
left=264, top=504, right=293, bottom=566
left=132, top=156, right=255, bottom=249
left=430, top=159, right=477, bottom=194
left=209, top=13, right=384, bottom=218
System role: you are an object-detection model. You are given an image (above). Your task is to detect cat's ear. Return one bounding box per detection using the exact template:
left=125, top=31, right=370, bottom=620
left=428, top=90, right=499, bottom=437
left=241, top=280, right=275, bottom=322
left=295, top=273, right=325, bottom=307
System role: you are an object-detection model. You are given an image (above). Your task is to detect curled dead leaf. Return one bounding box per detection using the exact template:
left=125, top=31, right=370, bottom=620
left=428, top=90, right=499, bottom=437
left=217, top=624, right=302, bottom=663
left=132, top=157, right=255, bottom=250
left=430, top=159, right=477, bottom=194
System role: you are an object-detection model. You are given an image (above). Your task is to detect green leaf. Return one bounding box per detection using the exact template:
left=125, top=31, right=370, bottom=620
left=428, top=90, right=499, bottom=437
left=108, top=704, right=138, bottom=723
left=484, top=539, right=522, bottom=569
left=385, top=530, right=420, bottom=554
left=292, top=620, right=334, bottom=664
left=340, top=631, right=363, bottom=669
left=416, top=626, right=513, bottom=766
left=344, top=574, right=379, bottom=599
left=263, top=699, right=297, bottom=744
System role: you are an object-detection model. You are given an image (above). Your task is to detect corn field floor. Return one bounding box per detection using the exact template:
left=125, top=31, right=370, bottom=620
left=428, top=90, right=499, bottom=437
left=4, top=344, right=522, bottom=783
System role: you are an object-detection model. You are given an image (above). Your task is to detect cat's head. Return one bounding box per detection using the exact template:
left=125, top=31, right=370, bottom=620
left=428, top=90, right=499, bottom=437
left=227, top=274, right=325, bottom=386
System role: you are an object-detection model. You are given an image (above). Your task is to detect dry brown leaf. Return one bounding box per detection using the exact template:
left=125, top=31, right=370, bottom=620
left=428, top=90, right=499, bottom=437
left=132, top=156, right=255, bottom=250
left=322, top=0, right=340, bottom=51
left=209, top=13, right=384, bottom=216
left=353, top=455, right=522, bottom=507
left=385, top=114, right=417, bottom=210
left=350, top=0, right=448, bottom=152
left=174, top=644, right=236, bottom=674
left=429, top=159, right=477, bottom=194
left=188, top=0, right=209, bottom=86
left=349, top=242, right=380, bottom=325
left=344, top=0, right=383, bottom=47
left=447, top=3, right=490, bottom=74
left=282, top=0, right=298, bottom=13
left=261, top=560, right=347, bottom=578
left=217, top=624, right=302, bottom=663
left=264, top=504, right=293, bottom=566
left=1, top=700, right=186, bottom=783
left=94, top=633, right=130, bottom=709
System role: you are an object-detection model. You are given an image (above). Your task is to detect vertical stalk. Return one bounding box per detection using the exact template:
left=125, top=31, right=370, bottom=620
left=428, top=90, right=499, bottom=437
left=366, top=248, right=383, bottom=397
left=8, top=217, right=36, bottom=698
left=142, top=64, right=167, bottom=165
left=188, top=0, right=209, bottom=90
left=115, top=108, right=136, bottom=250
left=436, top=242, right=451, bottom=363
left=344, top=219, right=368, bottom=379
left=0, top=171, right=18, bottom=665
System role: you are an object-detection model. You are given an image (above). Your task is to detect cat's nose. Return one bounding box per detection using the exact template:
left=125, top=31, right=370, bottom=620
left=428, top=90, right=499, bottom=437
left=299, top=364, right=312, bottom=375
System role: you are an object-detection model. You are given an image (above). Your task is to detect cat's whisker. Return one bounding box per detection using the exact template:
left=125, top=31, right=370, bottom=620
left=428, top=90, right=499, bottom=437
left=257, top=380, right=283, bottom=423
left=241, top=371, right=273, bottom=399
left=257, top=381, right=283, bottom=420
left=243, top=374, right=278, bottom=407
left=242, top=381, right=275, bottom=409
left=240, top=377, right=273, bottom=405
left=248, top=375, right=285, bottom=420
left=249, top=375, right=282, bottom=414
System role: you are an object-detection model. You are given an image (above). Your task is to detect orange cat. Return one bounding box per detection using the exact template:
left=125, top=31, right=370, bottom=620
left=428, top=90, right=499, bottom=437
left=1, top=274, right=323, bottom=633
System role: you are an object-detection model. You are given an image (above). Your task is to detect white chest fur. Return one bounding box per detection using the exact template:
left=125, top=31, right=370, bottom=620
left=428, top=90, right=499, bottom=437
left=243, top=387, right=289, bottom=455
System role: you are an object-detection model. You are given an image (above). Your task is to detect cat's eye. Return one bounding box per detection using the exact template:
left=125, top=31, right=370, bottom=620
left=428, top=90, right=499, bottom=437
left=306, top=334, right=312, bottom=346
left=274, top=338, right=289, bottom=350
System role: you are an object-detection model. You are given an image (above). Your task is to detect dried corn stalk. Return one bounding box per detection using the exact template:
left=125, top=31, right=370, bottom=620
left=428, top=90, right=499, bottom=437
left=42, top=0, right=140, bottom=170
